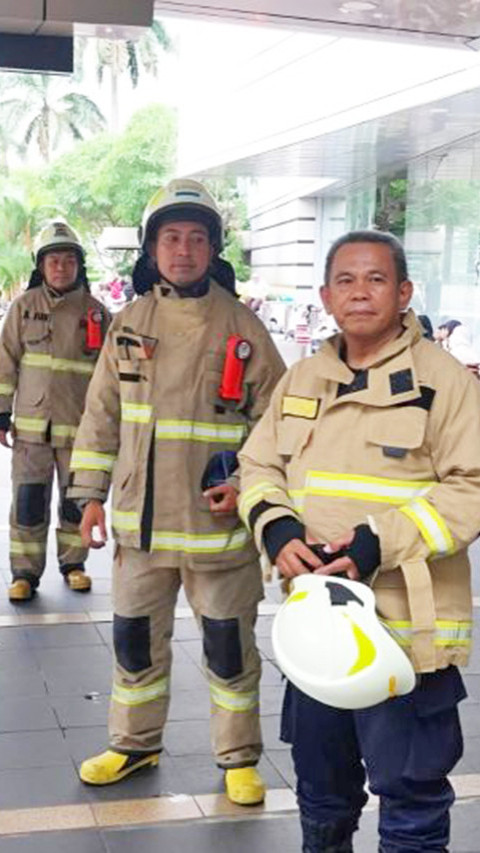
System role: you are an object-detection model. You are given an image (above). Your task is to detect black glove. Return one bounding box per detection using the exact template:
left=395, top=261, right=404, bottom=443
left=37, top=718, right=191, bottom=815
left=0, top=412, right=12, bottom=432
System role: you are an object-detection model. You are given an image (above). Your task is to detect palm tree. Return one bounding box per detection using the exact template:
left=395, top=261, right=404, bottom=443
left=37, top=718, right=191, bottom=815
left=0, top=74, right=106, bottom=164
left=91, top=21, right=171, bottom=132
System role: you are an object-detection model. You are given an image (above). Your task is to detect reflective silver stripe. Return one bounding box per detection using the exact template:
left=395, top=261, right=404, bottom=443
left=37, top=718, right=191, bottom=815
left=57, top=532, right=83, bottom=547
left=10, top=540, right=46, bottom=555
left=21, top=353, right=95, bottom=375
left=399, top=498, right=454, bottom=555
left=382, top=619, right=472, bottom=648
left=151, top=527, right=248, bottom=553
left=112, top=676, right=169, bottom=707
left=112, top=509, right=140, bottom=532
left=155, top=419, right=246, bottom=444
left=15, top=416, right=48, bottom=433
left=121, top=402, right=153, bottom=424
left=304, top=471, right=434, bottom=504
left=210, top=683, right=259, bottom=713
left=51, top=424, right=78, bottom=439
left=70, top=450, right=116, bottom=472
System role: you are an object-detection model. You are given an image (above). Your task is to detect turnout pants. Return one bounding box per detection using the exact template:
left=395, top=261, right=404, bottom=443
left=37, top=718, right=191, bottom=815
left=10, top=440, right=87, bottom=587
left=109, top=546, right=264, bottom=767
left=281, top=667, right=466, bottom=852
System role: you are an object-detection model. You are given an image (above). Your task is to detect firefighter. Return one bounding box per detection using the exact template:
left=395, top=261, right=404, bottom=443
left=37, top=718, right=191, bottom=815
left=68, top=179, right=285, bottom=804
left=238, top=230, right=480, bottom=850
left=0, top=220, right=110, bottom=602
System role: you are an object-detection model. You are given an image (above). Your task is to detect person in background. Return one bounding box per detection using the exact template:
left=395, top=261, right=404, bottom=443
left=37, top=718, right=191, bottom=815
left=0, top=220, right=110, bottom=601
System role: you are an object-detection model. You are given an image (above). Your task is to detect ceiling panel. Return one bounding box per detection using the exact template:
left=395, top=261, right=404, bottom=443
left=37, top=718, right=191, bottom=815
left=155, top=0, right=480, bottom=47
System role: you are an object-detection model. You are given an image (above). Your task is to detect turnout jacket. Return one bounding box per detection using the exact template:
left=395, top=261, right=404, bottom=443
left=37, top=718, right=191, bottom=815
left=239, top=310, right=480, bottom=672
left=0, top=284, right=109, bottom=447
left=68, top=280, right=285, bottom=570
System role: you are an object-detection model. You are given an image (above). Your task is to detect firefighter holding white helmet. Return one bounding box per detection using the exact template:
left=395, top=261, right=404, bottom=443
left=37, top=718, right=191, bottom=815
left=68, top=179, right=285, bottom=803
left=0, top=219, right=110, bottom=601
left=239, top=230, right=480, bottom=851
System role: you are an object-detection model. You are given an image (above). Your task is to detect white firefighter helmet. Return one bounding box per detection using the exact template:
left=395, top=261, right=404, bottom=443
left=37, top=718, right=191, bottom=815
left=34, top=220, right=84, bottom=264
left=140, top=178, right=224, bottom=253
left=272, top=574, right=415, bottom=710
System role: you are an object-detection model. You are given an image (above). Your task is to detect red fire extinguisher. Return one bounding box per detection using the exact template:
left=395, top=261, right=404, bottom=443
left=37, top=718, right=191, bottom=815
left=86, top=308, right=103, bottom=351
left=218, top=335, right=252, bottom=402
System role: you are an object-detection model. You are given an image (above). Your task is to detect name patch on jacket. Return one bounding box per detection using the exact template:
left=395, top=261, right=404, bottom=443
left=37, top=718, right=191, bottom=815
left=282, top=395, right=319, bottom=419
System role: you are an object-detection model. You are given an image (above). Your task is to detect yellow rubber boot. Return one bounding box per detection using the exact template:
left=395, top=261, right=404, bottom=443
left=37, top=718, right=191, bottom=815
left=79, top=749, right=159, bottom=785
left=225, top=767, right=266, bottom=805
left=65, top=569, right=92, bottom=592
left=9, top=579, right=33, bottom=601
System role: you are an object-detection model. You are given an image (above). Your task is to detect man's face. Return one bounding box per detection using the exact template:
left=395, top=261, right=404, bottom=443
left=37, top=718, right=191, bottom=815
left=40, top=249, right=79, bottom=292
left=154, top=220, right=213, bottom=287
left=320, top=242, right=413, bottom=345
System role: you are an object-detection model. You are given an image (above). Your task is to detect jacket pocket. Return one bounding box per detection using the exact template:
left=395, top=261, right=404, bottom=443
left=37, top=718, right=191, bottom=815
left=276, top=418, right=314, bottom=457
left=366, top=408, right=427, bottom=454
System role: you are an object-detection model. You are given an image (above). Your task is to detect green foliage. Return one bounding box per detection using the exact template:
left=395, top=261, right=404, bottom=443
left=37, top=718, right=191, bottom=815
left=45, top=103, right=177, bottom=232
left=203, top=178, right=251, bottom=282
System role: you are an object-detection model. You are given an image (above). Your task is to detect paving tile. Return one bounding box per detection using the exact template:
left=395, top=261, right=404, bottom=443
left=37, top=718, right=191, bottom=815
left=51, top=694, right=111, bottom=728
left=0, top=765, right=90, bottom=809
left=255, top=615, right=274, bottom=637
left=167, top=753, right=287, bottom=796
left=169, top=660, right=205, bottom=690
left=265, top=749, right=296, bottom=787
left=0, top=626, right=29, bottom=649
left=102, top=813, right=302, bottom=853
left=180, top=638, right=202, bottom=665
left=260, top=714, right=289, bottom=751
left=259, top=683, right=284, bottom=716
left=25, top=623, right=106, bottom=648
left=260, top=659, right=283, bottom=686
left=0, top=729, right=72, bottom=770
left=163, top=718, right=213, bottom=756
left=83, top=756, right=183, bottom=803
left=92, top=794, right=201, bottom=826
left=0, top=805, right=96, bottom=838
left=0, top=668, right=48, bottom=698
left=0, top=696, right=58, bottom=733
left=168, top=688, right=210, bottom=721
left=172, top=618, right=200, bottom=641
left=0, top=828, right=106, bottom=852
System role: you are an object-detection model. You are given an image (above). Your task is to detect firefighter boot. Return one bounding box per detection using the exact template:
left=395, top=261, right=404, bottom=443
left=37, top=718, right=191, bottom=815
left=79, top=749, right=159, bottom=785
left=65, top=568, right=92, bottom=592
left=225, top=767, right=266, bottom=805
left=9, top=578, right=33, bottom=602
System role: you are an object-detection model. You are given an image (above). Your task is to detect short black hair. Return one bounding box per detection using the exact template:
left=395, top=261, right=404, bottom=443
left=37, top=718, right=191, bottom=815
left=324, top=230, right=409, bottom=286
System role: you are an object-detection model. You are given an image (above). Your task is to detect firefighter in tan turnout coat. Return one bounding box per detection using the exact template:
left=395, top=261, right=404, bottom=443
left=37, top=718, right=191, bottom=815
left=0, top=221, right=110, bottom=602
left=68, top=179, right=285, bottom=804
left=238, top=231, right=480, bottom=851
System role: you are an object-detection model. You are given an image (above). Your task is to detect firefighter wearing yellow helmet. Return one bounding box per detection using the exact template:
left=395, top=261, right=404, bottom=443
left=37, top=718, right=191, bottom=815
left=238, top=230, right=480, bottom=851
left=0, top=219, right=110, bottom=601
left=68, top=178, right=285, bottom=804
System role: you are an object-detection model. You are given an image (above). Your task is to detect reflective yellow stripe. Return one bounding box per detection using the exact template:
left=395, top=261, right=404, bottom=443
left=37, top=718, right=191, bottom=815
left=51, top=424, right=78, bottom=439
left=151, top=527, right=248, bottom=553
left=112, top=676, right=169, bottom=707
left=238, top=481, right=286, bottom=522
left=21, top=353, right=95, bottom=375
left=112, top=509, right=140, bottom=532
left=15, top=416, right=48, bottom=433
left=304, top=471, right=434, bottom=504
left=399, top=498, right=455, bottom=555
left=210, top=683, right=259, bottom=713
left=70, top=449, right=116, bottom=472
left=0, top=382, right=14, bottom=395
left=10, top=540, right=46, bottom=555
left=155, top=419, right=246, bottom=443
left=57, top=532, right=83, bottom=547
left=288, top=489, right=305, bottom=513
left=382, top=619, right=472, bottom=648
left=121, top=402, right=153, bottom=424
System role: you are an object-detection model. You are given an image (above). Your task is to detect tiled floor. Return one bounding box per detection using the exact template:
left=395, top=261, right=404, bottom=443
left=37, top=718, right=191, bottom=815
left=0, top=447, right=480, bottom=849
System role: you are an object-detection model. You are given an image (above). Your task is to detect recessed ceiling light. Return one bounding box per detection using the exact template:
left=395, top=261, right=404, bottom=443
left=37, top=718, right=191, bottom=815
left=339, top=1, right=378, bottom=12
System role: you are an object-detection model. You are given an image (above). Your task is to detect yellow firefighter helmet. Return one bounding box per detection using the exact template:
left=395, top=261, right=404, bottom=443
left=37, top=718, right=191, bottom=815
left=272, top=574, right=415, bottom=710
left=140, top=178, right=224, bottom=253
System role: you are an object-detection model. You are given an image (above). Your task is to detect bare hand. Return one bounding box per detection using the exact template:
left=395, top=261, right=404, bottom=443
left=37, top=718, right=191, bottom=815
left=80, top=500, right=107, bottom=549
left=0, top=428, right=12, bottom=449
left=312, top=531, right=360, bottom=581
left=203, top=483, right=238, bottom=514
left=275, top=538, right=323, bottom=579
